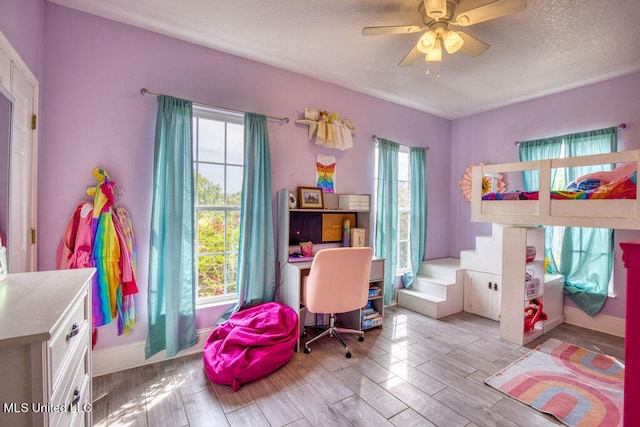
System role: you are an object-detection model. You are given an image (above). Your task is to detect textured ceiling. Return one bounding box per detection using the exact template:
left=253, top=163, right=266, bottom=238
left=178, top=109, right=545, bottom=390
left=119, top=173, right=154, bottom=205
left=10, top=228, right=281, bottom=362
left=48, top=0, right=640, bottom=119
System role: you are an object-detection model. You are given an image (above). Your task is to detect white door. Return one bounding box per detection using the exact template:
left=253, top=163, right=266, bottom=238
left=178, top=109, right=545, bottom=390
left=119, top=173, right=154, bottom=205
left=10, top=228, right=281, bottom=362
left=8, top=62, right=37, bottom=272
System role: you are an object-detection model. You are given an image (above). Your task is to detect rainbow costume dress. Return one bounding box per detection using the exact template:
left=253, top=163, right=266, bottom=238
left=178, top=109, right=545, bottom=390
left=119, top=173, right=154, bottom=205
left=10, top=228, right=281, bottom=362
left=58, top=168, right=137, bottom=337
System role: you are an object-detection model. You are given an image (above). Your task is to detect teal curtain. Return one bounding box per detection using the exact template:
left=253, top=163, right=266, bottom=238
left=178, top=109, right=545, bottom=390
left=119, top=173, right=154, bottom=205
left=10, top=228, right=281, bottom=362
left=519, top=137, right=563, bottom=191
left=405, top=147, right=427, bottom=289
left=146, top=95, right=197, bottom=359
left=560, top=127, right=617, bottom=316
left=221, top=113, right=275, bottom=322
left=519, top=137, right=563, bottom=273
left=519, top=127, right=617, bottom=316
left=375, top=138, right=399, bottom=305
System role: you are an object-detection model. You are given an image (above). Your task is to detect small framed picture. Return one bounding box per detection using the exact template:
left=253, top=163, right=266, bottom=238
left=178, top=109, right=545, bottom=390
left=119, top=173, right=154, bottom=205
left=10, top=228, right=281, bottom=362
left=298, top=187, right=324, bottom=209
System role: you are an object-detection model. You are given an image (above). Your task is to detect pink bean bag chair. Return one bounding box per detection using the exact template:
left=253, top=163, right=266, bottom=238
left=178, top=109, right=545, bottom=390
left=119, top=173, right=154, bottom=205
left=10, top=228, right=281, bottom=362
left=203, top=302, right=298, bottom=391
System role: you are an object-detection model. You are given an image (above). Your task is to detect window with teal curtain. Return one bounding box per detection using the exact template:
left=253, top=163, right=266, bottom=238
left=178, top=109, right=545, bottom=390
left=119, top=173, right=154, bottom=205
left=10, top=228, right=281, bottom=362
left=375, top=138, right=399, bottom=305
left=519, top=137, right=563, bottom=274
left=560, top=128, right=617, bottom=316
left=519, top=126, right=617, bottom=316
left=146, top=95, right=197, bottom=359
left=219, top=113, right=275, bottom=322
left=406, top=147, right=428, bottom=288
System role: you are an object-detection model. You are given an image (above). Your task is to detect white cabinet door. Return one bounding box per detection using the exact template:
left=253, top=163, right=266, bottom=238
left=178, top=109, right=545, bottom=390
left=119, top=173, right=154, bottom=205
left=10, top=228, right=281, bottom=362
left=491, top=278, right=502, bottom=321
left=464, top=270, right=501, bottom=320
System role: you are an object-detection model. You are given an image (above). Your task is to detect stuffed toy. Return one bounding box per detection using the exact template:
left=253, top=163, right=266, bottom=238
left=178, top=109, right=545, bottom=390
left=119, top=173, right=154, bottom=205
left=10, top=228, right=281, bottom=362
left=524, top=298, right=547, bottom=332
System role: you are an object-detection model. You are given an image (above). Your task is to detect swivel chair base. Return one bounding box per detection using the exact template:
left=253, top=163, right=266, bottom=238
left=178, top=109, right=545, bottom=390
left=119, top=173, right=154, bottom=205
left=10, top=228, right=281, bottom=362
left=303, top=313, right=364, bottom=358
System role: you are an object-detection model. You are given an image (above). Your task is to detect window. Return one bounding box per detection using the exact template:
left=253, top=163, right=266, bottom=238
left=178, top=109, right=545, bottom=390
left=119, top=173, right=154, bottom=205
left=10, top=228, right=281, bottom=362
left=523, top=132, right=616, bottom=296
left=397, top=147, right=411, bottom=272
left=375, top=145, right=412, bottom=274
left=193, top=106, right=244, bottom=304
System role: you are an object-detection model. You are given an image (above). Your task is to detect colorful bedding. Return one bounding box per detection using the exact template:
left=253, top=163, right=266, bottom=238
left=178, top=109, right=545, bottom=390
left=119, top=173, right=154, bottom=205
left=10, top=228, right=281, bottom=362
left=483, top=173, right=637, bottom=201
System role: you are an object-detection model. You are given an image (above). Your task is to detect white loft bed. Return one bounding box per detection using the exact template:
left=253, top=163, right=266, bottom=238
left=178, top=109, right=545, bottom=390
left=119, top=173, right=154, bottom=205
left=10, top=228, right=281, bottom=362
left=471, top=150, right=640, bottom=230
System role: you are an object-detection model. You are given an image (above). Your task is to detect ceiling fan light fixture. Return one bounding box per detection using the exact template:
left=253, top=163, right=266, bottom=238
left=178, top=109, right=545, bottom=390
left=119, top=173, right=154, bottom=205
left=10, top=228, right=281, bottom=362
left=424, top=0, right=447, bottom=18
left=425, top=38, right=442, bottom=61
left=416, top=30, right=437, bottom=54
left=443, top=30, right=464, bottom=54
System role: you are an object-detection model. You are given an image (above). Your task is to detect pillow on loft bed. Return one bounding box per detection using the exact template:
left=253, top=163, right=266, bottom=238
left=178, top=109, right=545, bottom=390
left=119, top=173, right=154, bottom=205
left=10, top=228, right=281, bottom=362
left=588, top=173, right=637, bottom=199
left=567, top=162, right=637, bottom=191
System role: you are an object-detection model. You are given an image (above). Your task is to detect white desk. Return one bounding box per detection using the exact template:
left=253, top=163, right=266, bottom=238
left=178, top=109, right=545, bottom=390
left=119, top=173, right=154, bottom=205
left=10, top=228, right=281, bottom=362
left=278, top=257, right=385, bottom=351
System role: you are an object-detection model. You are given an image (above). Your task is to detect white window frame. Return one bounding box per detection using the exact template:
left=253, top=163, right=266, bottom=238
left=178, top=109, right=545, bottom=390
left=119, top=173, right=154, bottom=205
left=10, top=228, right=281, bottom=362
left=397, top=146, right=412, bottom=274
left=193, top=105, right=244, bottom=306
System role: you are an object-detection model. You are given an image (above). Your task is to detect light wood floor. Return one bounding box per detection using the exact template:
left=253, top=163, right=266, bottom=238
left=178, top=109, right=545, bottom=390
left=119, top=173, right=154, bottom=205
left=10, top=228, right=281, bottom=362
left=91, top=307, right=624, bottom=426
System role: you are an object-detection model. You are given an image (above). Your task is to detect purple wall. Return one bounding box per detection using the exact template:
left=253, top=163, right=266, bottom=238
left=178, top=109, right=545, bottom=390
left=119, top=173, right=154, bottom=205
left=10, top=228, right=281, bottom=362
left=0, top=0, right=44, bottom=82
left=450, top=72, right=640, bottom=317
left=2, top=1, right=637, bottom=351
left=39, top=4, right=451, bottom=349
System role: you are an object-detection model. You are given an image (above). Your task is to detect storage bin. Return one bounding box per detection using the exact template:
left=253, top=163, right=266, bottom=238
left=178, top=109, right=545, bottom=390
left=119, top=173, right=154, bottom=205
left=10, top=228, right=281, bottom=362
left=525, top=277, right=540, bottom=298
left=339, top=195, right=370, bottom=211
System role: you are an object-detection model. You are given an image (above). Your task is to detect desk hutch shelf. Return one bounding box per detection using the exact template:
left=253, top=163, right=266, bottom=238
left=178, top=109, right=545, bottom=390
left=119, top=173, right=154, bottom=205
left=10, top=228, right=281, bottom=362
left=276, top=189, right=384, bottom=351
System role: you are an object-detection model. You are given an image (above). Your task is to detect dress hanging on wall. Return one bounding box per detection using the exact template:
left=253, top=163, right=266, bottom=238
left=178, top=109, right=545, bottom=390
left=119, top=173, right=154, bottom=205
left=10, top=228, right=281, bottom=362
left=58, top=168, right=138, bottom=345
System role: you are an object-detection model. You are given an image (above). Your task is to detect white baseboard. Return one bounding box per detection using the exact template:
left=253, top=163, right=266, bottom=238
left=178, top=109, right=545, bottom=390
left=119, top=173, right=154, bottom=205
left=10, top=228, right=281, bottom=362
left=91, top=327, right=215, bottom=377
left=562, top=306, right=625, bottom=338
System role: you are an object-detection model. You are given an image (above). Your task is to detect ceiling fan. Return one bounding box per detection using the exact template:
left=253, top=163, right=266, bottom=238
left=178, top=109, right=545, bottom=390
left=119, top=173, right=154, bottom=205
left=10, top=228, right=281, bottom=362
left=362, top=0, right=526, bottom=73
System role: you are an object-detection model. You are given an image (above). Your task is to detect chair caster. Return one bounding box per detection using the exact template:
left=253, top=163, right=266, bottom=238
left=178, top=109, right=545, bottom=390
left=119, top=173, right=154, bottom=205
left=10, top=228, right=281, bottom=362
left=303, top=347, right=311, bottom=354
left=358, top=336, right=364, bottom=342
left=345, top=351, right=352, bottom=358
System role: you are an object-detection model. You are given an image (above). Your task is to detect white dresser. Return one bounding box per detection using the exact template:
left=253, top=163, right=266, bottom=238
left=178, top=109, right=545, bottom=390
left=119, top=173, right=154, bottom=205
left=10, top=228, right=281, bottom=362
left=0, top=268, right=95, bottom=426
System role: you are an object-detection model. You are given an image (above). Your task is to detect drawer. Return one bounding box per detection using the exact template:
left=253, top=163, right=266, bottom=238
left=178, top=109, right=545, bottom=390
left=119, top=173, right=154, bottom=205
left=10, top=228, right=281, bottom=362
left=50, top=346, right=90, bottom=427
left=339, top=195, right=370, bottom=211
left=52, top=374, right=90, bottom=427
left=370, top=259, right=384, bottom=281
left=48, top=294, right=88, bottom=390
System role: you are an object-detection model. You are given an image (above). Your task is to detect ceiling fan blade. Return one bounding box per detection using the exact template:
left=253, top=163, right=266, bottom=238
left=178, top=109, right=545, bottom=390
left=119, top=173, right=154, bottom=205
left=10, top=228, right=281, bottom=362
left=398, top=44, right=422, bottom=67
left=362, top=25, right=424, bottom=36
left=453, top=0, right=526, bottom=26
left=457, top=31, right=490, bottom=57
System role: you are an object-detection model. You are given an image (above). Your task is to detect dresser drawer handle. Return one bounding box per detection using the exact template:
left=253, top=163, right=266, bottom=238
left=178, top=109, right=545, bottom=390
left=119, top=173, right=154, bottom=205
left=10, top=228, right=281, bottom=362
left=68, top=386, right=80, bottom=410
left=66, top=323, right=80, bottom=340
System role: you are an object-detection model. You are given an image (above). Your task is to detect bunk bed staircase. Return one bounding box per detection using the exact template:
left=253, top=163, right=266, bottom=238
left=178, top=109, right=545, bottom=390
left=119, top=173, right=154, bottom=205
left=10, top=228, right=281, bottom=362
left=397, top=258, right=463, bottom=319
left=459, top=223, right=504, bottom=276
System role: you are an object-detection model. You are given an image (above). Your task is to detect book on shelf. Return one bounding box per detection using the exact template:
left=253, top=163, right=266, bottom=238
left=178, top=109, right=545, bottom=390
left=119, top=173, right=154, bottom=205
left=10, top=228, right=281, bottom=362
left=361, top=316, right=383, bottom=329
left=368, top=286, right=381, bottom=297
left=362, top=311, right=380, bottom=320
left=362, top=307, right=376, bottom=315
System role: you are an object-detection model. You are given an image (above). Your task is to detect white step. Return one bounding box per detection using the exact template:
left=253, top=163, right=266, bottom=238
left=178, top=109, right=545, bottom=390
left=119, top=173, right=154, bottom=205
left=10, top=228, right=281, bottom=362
left=398, top=258, right=464, bottom=319
left=459, top=224, right=505, bottom=275
left=412, top=276, right=452, bottom=300
left=397, top=288, right=459, bottom=319
left=418, top=257, right=460, bottom=280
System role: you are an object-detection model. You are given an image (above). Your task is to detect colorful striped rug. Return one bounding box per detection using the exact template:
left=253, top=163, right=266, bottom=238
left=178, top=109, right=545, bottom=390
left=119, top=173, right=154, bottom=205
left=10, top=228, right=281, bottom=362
left=485, top=338, right=624, bottom=426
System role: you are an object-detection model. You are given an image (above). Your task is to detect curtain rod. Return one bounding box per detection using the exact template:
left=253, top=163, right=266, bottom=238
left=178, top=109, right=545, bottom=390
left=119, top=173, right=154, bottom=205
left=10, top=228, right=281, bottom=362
left=372, top=134, right=430, bottom=150
left=514, top=123, right=627, bottom=146
left=140, top=88, right=289, bottom=123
